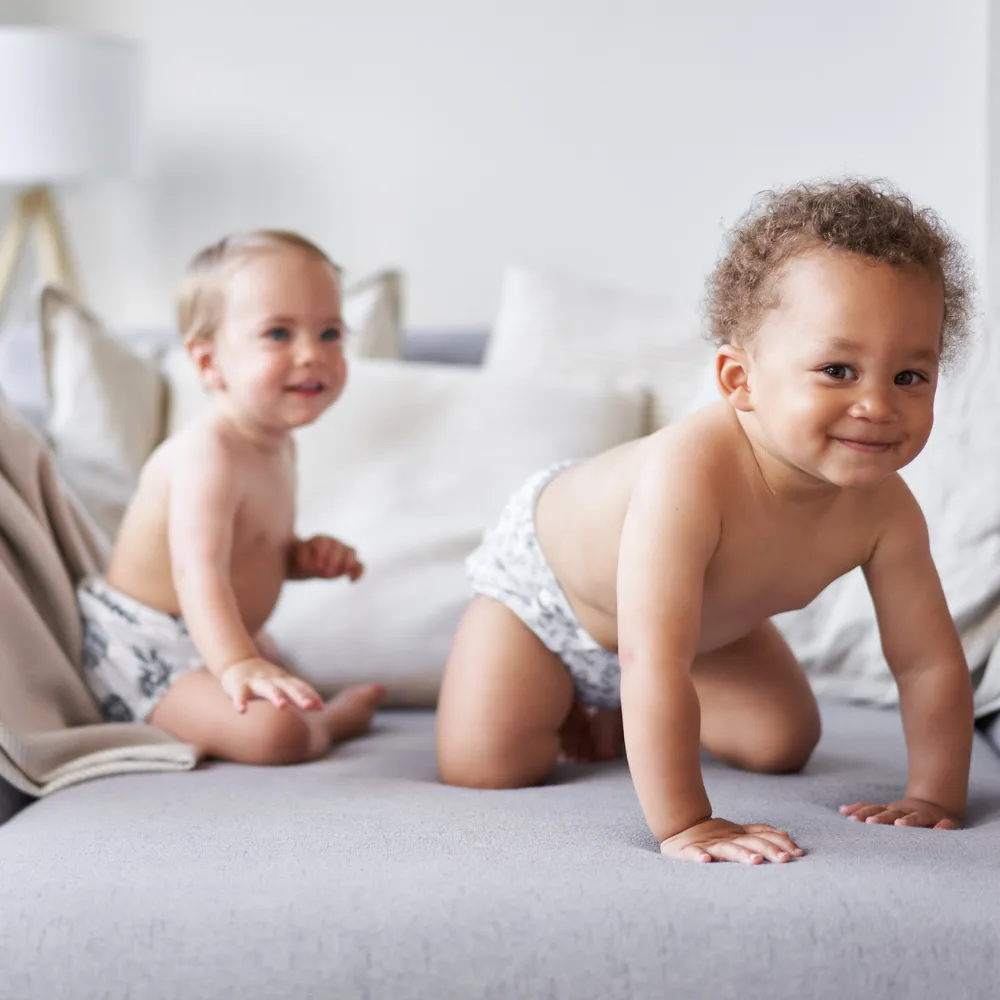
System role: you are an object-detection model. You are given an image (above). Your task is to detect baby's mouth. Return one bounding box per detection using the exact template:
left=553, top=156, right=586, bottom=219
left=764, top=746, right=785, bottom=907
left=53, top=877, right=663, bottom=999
left=833, top=437, right=895, bottom=454
left=285, top=381, right=327, bottom=397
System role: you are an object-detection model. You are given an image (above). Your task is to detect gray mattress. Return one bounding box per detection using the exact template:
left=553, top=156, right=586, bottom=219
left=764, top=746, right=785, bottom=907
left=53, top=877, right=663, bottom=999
left=1, top=702, right=998, bottom=1000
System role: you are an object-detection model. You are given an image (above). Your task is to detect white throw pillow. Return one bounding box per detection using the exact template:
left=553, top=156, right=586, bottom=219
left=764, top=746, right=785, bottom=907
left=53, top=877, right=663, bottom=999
left=163, top=352, right=647, bottom=705
left=342, top=269, right=402, bottom=359
left=39, top=286, right=166, bottom=547
left=487, top=265, right=714, bottom=430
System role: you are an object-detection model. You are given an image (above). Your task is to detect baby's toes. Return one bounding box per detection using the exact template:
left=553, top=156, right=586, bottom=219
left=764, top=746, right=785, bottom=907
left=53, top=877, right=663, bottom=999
left=324, top=683, right=385, bottom=740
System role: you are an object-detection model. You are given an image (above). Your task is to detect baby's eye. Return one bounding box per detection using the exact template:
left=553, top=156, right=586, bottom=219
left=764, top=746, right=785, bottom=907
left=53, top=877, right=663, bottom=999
left=821, top=364, right=856, bottom=381
left=320, top=327, right=342, bottom=342
left=265, top=327, right=290, bottom=341
left=894, top=370, right=925, bottom=387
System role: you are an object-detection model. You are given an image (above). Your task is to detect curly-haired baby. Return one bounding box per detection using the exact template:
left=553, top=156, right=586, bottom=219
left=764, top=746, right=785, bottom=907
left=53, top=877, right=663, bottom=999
left=436, top=179, right=977, bottom=864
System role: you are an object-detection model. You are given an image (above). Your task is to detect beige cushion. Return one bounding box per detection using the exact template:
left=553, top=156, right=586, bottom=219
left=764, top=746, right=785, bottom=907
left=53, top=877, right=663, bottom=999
left=163, top=352, right=647, bottom=705
left=486, top=265, right=714, bottom=429
left=39, top=285, right=166, bottom=546
left=342, top=270, right=402, bottom=359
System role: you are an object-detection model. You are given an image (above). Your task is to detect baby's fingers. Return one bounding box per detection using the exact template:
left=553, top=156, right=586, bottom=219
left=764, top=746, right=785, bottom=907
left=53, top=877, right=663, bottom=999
left=677, top=844, right=713, bottom=864
left=744, top=824, right=805, bottom=857
left=894, top=812, right=958, bottom=830
left=278, top=678, right=323, bottom=712
left=866, top=808, right=908, bottom=825
left=249, top=679, right=289, bottom=709
left=841, top=802, right=886, bottom=823
left=228, top=682, right=250, bottom=714
left=736, top=835, right=794, bottom=863
left=703, top=841, right=764, bottom=865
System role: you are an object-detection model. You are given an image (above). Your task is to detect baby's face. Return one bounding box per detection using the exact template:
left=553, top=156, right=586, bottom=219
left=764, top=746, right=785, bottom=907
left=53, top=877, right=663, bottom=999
left=741, top=249, right=943, bottom=489
left=210, top=249, right=346, bottom=431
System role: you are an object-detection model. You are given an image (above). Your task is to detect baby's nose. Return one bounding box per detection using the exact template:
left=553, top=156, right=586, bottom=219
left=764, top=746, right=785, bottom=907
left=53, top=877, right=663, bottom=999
left=853, top=387, right=896, bottom=421
left=295, top=338, right=322, bottom=365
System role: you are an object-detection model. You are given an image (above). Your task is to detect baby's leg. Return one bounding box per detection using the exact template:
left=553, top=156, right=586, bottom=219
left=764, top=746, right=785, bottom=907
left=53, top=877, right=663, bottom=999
left=693, top=620, right=821, bottom=774
left=149, top=670, right=384, bottom=765
left=436, top=596, right=574, bottom=788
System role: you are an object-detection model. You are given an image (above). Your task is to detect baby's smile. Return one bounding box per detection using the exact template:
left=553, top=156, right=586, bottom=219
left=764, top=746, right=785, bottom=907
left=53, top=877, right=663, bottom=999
left=831, top=436, right=897, bottom=454
left=285, top=380, right=328, bottom=396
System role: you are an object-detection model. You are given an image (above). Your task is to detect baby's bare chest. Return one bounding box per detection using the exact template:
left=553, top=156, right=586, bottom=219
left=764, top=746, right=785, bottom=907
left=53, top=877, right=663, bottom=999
left=234, top=477, right=295, bottom=557
left=704, top=508, right=869, bottom=624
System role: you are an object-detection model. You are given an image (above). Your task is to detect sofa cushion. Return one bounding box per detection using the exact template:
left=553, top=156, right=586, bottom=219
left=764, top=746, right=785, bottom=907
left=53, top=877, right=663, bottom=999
left=162, top=353, right=648, bottom=705
left=0, top=702, right=997, bottom=999
left=342, top=269, right=403, bottom=359
left=39, top=286, right=167, bottom=547
left=486, top=265, right=712, bottom=429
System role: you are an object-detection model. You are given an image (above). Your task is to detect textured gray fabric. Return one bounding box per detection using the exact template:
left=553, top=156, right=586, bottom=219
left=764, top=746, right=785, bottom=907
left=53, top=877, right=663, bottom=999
left=0, top=703, right=998, bottom=1000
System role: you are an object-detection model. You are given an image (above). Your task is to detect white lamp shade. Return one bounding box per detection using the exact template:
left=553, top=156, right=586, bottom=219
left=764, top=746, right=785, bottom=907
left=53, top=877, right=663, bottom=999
left=0, top=27, right=141, bottom=184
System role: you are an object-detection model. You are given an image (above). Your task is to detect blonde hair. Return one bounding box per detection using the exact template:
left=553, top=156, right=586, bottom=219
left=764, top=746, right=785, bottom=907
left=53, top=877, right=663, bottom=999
left=177, top=229, right=342, bottom=344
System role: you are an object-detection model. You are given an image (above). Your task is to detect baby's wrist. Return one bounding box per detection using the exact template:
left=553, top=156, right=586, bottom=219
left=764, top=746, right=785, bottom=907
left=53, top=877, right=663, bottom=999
left=210, top=651, right=262, bottom=679
left=657, top=811, right=715, bottom=847
left=901, top=790, right=963, bottom=817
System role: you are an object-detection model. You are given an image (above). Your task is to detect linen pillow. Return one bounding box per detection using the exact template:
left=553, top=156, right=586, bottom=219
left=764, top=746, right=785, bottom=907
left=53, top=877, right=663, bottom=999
left=342, top=269, right=402, bottom=359
left=163, top=352, right=648, bottom=705
left=39, top=286, right=166, bottom=547
left=486, top=265, right=714, bottom=429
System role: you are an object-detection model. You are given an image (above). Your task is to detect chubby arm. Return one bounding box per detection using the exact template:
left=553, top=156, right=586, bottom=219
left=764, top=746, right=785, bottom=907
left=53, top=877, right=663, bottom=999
left=167, top=431, right=259, bottom=677
left=617, top=441, right=721, bottom=842
left=859, top=481, right=974, bottom=826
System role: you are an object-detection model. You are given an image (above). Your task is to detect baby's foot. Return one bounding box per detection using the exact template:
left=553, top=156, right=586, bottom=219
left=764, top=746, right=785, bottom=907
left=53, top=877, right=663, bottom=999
left=323, top=682, right=386, bottom=743
left=557, top=702, right=623, bottom=763
left=588, top=707, right=624, bottom=761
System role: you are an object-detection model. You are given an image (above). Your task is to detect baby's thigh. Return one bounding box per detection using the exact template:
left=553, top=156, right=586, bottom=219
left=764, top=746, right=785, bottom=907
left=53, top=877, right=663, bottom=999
left=149, top=669, right=314, bottom=765
left=435, top=596, right=574, bottom=787
left=692, top=621, right=821, bottom=773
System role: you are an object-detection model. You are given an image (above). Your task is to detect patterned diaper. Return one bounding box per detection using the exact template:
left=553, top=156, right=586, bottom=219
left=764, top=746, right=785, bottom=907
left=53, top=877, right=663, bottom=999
left=466, top=461, right=622, bottom=709
left=77, top=577, right=205, bottom=722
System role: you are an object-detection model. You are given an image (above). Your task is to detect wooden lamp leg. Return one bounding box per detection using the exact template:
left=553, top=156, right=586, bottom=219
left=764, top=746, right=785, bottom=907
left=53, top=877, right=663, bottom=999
left=34, top=187, right=80, bottom=296
left=0, top=185, right=81, bottom=315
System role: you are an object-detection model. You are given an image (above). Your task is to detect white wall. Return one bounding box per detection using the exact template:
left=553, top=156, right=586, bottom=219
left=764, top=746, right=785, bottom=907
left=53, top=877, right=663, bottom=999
left=18, top=0, right=992, bottom=330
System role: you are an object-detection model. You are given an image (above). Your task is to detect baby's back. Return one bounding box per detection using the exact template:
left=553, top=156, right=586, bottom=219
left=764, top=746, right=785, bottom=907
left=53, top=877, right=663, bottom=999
left=105, top=436, right=183, bottom=613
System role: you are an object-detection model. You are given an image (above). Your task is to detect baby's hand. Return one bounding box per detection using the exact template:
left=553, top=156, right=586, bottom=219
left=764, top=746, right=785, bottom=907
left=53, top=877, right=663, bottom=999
left=287, top=535, right=364, bottom=582
left=839, top=798, right=960, bottom=830
left=660, top=817, right=805, bottom=865
left=219, top=657, right=324, bottom=714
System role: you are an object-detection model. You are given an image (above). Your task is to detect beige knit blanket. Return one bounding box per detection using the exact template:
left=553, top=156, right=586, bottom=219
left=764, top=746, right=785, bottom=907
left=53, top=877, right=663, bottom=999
left=0, top=393, right=196, bottom=798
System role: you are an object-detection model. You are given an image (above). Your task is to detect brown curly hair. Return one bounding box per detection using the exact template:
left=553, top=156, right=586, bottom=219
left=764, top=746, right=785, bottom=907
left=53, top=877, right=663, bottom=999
left=705, top=179, right=974, bottom=368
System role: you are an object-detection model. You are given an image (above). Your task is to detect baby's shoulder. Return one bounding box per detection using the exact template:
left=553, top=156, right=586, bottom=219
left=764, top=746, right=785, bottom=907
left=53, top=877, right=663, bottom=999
left=165, top=414, right=242, bottom=470
left=641, top=403, right=740, bottom=485
left=856, top=472, right=924, bottom=532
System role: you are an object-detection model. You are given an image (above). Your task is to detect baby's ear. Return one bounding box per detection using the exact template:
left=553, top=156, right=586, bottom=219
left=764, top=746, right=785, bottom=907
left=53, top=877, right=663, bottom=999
left=715, top=344, right=753, bottom=411
left=186, top=337, right=225, bottom=392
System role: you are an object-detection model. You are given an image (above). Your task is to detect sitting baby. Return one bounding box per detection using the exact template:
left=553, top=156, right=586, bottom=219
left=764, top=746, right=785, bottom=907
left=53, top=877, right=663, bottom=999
left=78, top=230, right=384, bottom=763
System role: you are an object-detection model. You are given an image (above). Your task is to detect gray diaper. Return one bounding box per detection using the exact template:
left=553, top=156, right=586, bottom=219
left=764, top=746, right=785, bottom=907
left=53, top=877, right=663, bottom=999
left=466, top=461, right=622, bottom=709
left=77, top=577, right=205, bottom=722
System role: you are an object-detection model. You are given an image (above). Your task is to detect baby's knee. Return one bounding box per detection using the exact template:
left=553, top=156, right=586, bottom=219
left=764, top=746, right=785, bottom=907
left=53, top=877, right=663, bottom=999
left=437, top=731, right=554, bottom=790
left=240, top=708, right=315, bottom=766
left=740, top=714, right=821, bottom=774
